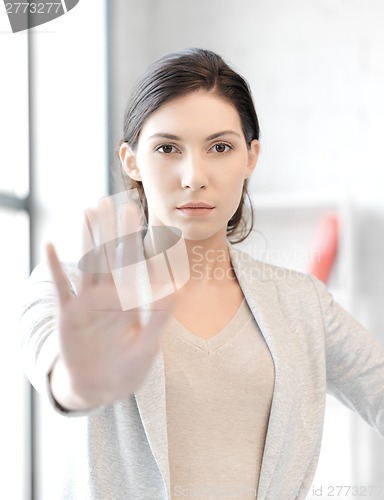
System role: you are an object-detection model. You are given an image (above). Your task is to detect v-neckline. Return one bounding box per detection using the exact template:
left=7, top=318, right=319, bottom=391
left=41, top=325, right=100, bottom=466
left=167, top=298, right=252, bottom=353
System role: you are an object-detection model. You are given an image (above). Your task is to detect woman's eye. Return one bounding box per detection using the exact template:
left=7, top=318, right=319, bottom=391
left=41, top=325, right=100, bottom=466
left=210, top=143, right=232, bottom=153
left=156, top=144, right=178, bottom=154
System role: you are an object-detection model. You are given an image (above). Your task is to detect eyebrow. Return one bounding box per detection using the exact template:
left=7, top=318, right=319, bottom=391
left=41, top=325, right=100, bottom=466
left=147, top=130, right=242, bottom=141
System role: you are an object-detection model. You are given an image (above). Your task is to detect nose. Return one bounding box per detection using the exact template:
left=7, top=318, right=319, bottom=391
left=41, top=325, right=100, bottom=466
left=180, top=154, right=208, bottom=190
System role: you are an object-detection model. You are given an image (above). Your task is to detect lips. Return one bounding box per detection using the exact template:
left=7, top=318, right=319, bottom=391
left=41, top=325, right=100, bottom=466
left=177, top=202, right=215, bottom=209
left=176, top=203, right=215, bottom=217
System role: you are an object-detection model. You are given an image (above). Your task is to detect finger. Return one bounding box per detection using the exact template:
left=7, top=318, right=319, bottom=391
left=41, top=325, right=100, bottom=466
left=80, top=209, right=97, bottom=290
left=46, top=243, right=72, bottom=307
left=120, top=200, right=141, bottom=266
left=114, top=202, right=142, bottom=319
left=98, top=197, right=116, bottom=283
left=122, top=200, right=142, bottom=286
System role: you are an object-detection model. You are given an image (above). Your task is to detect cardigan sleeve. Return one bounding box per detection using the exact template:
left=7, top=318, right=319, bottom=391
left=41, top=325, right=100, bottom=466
left=310, top=274, right=384, bottom=436
left=19, top=261, right=105, bottom=417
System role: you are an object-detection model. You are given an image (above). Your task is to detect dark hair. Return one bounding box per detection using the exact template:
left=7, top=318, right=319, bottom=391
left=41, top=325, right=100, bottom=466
left=120, top=47, right=260, bottom=243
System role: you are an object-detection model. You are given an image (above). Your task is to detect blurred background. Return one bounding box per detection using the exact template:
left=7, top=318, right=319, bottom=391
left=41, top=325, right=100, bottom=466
left=1, top=0, right=384, bottom=498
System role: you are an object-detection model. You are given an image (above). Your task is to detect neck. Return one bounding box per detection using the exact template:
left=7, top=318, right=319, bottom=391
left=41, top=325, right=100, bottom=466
left=184, top=236, right=236, bottom=286
left=142, top=227, right=237, bottom=291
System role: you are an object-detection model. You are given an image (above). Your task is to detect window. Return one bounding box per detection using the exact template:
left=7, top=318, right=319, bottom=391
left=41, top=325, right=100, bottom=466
left=0, top=18, right=30, bottom=500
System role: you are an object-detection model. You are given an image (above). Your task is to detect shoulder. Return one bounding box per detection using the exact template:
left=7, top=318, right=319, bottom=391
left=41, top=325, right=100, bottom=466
left=228, top=242, right=330, bottom=307
left=228, top=242, right=311, bottom=282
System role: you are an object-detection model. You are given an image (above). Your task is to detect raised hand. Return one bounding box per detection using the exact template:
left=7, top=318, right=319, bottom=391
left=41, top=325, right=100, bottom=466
left=47, top=198, right=178, bottom=411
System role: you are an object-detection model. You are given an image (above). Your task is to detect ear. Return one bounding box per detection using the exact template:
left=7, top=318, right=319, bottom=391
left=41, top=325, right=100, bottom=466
left=119, top=142, right=142, bottom=181
left=245, top=139, right=260, bottom=179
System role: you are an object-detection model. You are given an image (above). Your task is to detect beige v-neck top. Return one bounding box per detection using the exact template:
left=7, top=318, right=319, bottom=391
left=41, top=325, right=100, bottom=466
left=161, top=298, right=275, bottom=500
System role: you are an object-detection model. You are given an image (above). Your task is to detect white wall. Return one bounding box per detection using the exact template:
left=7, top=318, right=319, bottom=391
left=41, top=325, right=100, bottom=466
left=32, top=0, right=108, bottom=263
left=126, top=0, right=384, bottom=206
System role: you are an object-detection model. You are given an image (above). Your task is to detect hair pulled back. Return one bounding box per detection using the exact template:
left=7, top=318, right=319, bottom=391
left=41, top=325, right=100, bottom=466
left=120, top=48, right=260, bottom=243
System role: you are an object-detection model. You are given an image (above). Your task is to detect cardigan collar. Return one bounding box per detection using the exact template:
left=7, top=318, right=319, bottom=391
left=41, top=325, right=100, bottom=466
left=134, top=242, right=298, bottom=499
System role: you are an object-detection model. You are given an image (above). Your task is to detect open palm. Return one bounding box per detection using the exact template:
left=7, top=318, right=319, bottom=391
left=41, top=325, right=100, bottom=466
left=47, top=198, right=177, bottom=410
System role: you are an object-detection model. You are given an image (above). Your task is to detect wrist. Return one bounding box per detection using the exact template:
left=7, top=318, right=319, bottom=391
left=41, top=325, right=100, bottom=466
left=48, top=357, right=96, bottom=412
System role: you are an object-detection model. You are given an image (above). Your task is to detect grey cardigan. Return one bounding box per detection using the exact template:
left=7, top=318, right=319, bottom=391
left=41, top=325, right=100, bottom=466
left=20, top=243, right=384, bottom=500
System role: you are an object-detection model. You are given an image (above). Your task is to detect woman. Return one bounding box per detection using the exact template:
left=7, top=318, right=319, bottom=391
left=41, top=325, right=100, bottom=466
left=20, top=48, right=384, bottom=500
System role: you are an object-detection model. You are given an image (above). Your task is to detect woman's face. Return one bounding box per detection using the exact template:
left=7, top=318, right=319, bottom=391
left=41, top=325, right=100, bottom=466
left=120, top=91, right=259, bottom=241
